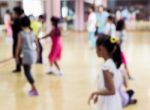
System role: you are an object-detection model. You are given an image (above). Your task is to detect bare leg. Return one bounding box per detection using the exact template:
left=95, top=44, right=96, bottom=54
left=124, top=64, right=132, bottom=79
left=54, top=61, right=64, bottom=76
left=50, top=62, right=53, bottom=67
left=54, top=61, right=60, bottom=71
left=31, top=84, right=37, bottom=91
left=47, top=62, right=54, bottom=74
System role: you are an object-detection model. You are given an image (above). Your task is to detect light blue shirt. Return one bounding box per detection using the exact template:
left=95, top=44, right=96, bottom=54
left=96, top=11, right=109, bottom=33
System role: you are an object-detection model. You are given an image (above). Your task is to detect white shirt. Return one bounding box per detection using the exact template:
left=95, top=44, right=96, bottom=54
left=4, top=14, right=11, bottom=25
left=97, top=59, right=122, bottom=110
left=87, top=12, right=96, bottom=32
left=105, top=22, right=116, bottom=37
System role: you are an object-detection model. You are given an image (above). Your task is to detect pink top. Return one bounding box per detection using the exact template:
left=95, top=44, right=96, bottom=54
left=121, top=52, right=127, bottom=65
left=48, top=27, right=62, bottom=63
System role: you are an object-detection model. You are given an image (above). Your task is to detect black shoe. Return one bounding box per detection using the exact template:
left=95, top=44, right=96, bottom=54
left=129, top=99, right=137, bottom=105
left=37, top=61, right=43, bottom=64
left=12, top=69, right=21, bottom=73
left=47, top=71, right=54, bottom=75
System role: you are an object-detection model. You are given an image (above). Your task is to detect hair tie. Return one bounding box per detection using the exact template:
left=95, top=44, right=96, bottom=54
left=110, top=37, right=119, bottom=44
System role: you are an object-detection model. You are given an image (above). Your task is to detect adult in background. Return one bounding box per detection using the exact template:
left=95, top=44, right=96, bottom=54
left=96, top=5, right=109, bottom=34
left=12, top=7, right=24, bottom=73
left=87, top=6, right=97, bottom=48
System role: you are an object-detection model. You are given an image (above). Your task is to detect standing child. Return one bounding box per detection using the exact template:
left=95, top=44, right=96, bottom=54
left=31, top=15, right=45, bottom=64
left=116, top=18, right=126, bottom=50
left=88, top=34, right=122, bottom=110
left=105, top=15, right=116, bottom=37
left=16, top=16, right=38, bottom=96
left=41, top=16, right=63, bottom=76
left=4, top=10, right=13, bottom=43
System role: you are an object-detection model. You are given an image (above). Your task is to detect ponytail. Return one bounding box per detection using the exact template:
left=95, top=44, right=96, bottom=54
left=112, top=44, right=122, bottom=68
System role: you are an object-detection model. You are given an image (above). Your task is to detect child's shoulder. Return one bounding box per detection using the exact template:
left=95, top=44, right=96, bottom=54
left=51, top=27, right=61, bottom=36
left=102, top=59, right=115, bottom=72
left=51, top=27, right=61, bottom=32
left=104, top=59, right=114, bottom=67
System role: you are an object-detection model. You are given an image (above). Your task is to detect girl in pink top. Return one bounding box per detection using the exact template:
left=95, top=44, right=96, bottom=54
left=121, top=51, right=133, bottom=79
left=41, top=16, right=63, bottom=76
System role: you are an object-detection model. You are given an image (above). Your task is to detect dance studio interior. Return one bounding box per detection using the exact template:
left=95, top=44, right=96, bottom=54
left=0, top=0, right=150, bottom=110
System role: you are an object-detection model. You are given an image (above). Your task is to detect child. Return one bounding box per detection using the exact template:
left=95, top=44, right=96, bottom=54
left=41, top=16, right=63, bottom=76
left=4, top=10, right=13, bottom=43
left=31, top=15, right=45, bottom=64
left=88, top=34, right=122, bottom=110
left=16, top=16, right=38, bottom=96
left=116, top=18, right=126, bottom=50
left=105, top=15, right=116, bottom=37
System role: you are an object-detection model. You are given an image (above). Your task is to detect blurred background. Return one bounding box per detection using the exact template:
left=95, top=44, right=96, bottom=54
left=0, top=0, right=150, bottom=31
left=0, top=1, right=150, bottom=110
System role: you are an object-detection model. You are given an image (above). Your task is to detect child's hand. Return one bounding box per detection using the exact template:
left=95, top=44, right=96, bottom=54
left=93, top=95, right=98, bottom=104
left=88, top=92, right=98, bottom=105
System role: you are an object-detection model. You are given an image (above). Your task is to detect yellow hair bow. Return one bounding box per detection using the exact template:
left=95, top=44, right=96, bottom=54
left=110, top=37, right=119, bottom=44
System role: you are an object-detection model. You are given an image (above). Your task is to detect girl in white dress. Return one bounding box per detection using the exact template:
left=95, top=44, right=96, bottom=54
left=89, top=34, right=123, bottom=110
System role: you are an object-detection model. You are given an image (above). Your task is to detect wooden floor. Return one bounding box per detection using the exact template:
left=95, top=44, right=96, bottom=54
left=0, top=31, right=150, bottom=110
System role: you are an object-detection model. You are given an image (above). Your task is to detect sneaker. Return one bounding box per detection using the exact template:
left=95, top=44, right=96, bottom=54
left=129, top=99, right=137, bottom=105
left=129, top=76, right=135, bottom=80
left=28, top=90, right=39, bottom=96
left=47, top=68, right=54, bottom=74
left=56, top=70, right=64, bottom=76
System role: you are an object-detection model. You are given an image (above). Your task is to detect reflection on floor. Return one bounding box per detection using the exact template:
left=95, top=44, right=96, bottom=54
left=0, top=31, right=150, bottom=110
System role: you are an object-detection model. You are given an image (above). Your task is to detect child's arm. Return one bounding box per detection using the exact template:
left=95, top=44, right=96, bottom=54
left=97, top=70, right=115, bottom=95
left=91, top=70, right=115, bottom=95
left=89, top=70, right=115, bottom=104
left=123, top=65, right=129, bottom=88
left=41, top=32, right=51, bottom=39
left=34, top=38, right=40, bottom=54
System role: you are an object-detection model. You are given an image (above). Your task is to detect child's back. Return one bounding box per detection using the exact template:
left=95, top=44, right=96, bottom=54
left=21, top=31, right=36, bottom=64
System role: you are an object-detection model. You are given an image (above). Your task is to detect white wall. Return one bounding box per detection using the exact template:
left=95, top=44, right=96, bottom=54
left=23, top=0, right=44, bottom=17
left=84, top=0, right=103, bottom=6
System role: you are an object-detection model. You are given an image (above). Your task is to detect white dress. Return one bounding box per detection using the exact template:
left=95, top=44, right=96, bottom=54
left=96, top=59, right=122, bottom=110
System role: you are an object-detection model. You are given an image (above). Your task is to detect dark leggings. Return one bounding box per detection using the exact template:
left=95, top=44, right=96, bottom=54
left=23, top=64, right=34, bottom=85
